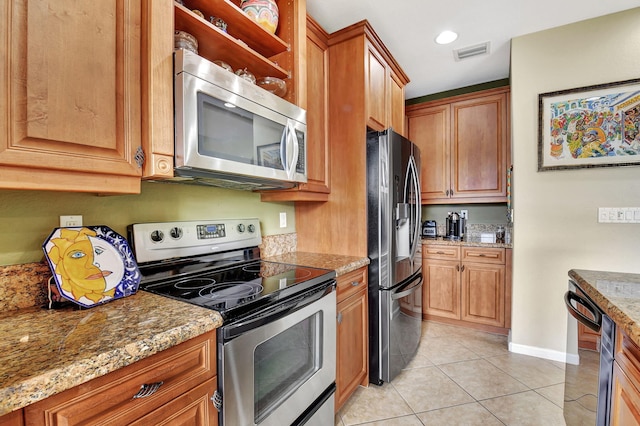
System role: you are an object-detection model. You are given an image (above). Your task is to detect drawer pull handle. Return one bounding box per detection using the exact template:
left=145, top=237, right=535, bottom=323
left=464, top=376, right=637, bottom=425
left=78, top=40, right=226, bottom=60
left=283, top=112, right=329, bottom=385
left=351, top=280, right=361, bottom=287
left=436, top=251, right=445, bottom=254
left=337, top=312, right=343, bottom=324
left=133, top=381, right=164, bottom=399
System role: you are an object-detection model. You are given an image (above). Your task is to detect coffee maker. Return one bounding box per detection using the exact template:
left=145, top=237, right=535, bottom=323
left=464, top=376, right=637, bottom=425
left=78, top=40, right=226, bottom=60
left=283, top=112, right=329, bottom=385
left=446, top=211, right=466, bottom=240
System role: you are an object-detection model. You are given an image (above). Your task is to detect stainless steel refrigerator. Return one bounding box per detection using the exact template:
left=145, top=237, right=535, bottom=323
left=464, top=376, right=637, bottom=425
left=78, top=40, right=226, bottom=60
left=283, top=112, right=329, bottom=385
left=367, top=128, right=423, bottom=385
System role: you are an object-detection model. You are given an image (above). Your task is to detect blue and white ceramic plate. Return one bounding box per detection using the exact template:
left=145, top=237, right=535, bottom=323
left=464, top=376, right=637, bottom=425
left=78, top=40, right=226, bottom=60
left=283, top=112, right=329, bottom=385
left=42, top=225, right=140, bottom=308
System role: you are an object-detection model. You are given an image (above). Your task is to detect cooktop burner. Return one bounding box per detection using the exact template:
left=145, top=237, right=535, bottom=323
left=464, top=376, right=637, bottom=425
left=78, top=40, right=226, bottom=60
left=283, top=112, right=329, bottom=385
left=140, top=259, right=335, bottom=319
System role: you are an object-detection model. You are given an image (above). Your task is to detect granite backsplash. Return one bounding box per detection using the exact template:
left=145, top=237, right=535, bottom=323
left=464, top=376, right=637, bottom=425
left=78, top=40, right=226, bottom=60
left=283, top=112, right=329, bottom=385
left=0, top=233, right=299, bottom=312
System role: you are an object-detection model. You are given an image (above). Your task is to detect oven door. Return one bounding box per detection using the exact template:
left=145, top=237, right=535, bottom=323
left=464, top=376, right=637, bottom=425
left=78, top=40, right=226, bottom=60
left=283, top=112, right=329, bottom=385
left=218, top=283, right=336, bottom=426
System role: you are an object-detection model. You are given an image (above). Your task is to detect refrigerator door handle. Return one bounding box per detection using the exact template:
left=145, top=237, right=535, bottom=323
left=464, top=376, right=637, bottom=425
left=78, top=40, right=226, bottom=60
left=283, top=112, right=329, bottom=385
left=407, top=154, right=421, bottom=261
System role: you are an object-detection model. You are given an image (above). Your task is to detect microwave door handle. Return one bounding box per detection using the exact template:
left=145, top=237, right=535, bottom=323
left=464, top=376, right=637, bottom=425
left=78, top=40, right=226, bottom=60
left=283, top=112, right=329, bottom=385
left=279, top=120, right=298, bottom=179
left=285, top=120, right=298, bottom=180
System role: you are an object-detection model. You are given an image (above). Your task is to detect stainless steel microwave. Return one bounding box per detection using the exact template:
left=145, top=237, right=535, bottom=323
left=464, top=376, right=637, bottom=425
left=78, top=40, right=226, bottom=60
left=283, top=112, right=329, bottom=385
left=173, top=50, right=307, bottom=190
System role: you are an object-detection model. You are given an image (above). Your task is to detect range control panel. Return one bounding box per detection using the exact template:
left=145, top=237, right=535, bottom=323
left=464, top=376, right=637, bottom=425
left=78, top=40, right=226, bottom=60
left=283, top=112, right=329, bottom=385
left=128, top=218, right=261, bottom=264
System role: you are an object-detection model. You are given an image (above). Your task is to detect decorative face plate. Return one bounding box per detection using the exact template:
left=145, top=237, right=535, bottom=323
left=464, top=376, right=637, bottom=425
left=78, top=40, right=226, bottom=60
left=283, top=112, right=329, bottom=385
left=43, top=226, right=140, bottom=308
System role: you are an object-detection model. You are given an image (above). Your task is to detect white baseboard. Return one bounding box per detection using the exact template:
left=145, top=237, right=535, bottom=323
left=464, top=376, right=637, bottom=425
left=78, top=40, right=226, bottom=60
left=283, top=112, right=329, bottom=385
left=509, top=341, right=578, bottom=365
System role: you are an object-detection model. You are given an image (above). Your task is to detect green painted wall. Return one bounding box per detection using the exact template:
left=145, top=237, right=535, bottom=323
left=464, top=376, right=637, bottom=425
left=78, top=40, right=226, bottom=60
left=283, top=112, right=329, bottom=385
left=0, top=182, right=295, bottom=266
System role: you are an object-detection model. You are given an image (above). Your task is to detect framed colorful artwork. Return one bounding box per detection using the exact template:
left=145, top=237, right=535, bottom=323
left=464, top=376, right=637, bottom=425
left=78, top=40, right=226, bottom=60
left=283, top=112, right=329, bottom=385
left=538, top=78, right=640, bottom=171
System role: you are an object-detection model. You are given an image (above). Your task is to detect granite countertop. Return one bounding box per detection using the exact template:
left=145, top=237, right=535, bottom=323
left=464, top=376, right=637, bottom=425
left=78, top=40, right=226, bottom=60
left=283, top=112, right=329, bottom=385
left=263, top=251, right=370, bottom=276
left=569, top=269, right=640, bottom=348
left=0, top=291, right=222, bottom=416
left=0, top=251, right=366, bottom=416
left=422, top=237, right=513, bottom=249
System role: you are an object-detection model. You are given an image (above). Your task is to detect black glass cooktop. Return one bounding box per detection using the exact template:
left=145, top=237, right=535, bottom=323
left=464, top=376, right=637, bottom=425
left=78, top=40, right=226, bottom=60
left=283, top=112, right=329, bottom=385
left=140, top=259, right=335, bottom=320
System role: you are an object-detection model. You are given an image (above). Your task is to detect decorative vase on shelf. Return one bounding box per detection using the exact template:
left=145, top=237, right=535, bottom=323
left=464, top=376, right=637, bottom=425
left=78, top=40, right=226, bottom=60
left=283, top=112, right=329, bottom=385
left=240, top=0, right=279, bottom=34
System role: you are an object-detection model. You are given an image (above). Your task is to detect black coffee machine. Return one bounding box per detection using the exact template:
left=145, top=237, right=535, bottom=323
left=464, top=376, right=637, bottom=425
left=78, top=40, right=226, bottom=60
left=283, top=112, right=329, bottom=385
left=446, top=212, right=466, bottom=240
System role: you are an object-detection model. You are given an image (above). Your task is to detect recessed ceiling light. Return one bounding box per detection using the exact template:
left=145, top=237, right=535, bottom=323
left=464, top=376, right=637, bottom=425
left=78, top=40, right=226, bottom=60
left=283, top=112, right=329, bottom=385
left=435, top=30, right=458, bottom=45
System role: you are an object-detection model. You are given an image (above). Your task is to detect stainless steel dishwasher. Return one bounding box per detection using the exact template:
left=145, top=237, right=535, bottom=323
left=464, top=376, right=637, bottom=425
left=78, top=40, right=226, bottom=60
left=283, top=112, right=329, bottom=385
left=564, top=278, right=615, bottom=425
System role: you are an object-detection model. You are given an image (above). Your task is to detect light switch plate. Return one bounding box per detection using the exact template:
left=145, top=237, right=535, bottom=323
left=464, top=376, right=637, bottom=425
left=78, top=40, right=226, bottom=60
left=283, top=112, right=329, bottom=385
left=598, top=207, right=640, bottom=223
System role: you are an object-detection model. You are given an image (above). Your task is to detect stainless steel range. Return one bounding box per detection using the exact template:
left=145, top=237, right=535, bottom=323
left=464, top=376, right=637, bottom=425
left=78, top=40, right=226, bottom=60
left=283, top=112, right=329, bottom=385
left=128, top=219, right=337, bottom=426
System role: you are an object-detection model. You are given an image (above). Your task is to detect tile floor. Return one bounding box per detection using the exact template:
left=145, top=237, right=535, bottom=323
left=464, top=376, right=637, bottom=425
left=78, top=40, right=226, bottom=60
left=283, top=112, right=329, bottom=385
left=335, top=321, right=568, bottom=425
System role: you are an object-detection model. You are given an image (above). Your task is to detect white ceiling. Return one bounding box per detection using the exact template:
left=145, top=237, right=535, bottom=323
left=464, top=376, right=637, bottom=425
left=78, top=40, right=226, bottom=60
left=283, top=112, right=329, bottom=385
left=306, top=0, right=640, bottom=99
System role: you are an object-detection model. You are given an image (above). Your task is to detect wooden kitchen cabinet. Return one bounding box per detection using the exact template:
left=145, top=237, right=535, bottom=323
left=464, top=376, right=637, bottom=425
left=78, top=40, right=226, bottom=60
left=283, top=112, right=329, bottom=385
left=0, top=0, right=143, bottom=194
left=143, top=0, right=306, bottom=180
left=296, top=20, right=408, bottom=257
left=0, top=409, right=23, bottom=425
left=422, top=244, right=510, bottom=334
left=335, top=267, right=368, bottom=411
left=611, top=328, right=640, bottom=425
left=24, top=331, right=217, bottom=425
left=407, top=87, right=510, bottom=204
left=260, top=15, right=331, bottom=202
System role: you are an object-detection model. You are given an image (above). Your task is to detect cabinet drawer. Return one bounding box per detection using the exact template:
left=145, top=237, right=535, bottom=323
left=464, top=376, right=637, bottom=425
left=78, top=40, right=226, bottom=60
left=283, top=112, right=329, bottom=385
left=461, top=247, right=505, bottom=264
left=24, top=331, right=216, bottom=425
left=423, top=245, right=460, bottom=260
left=615, top=328, right=640, bottom=392
left=336, top=267, right=368, bottom=303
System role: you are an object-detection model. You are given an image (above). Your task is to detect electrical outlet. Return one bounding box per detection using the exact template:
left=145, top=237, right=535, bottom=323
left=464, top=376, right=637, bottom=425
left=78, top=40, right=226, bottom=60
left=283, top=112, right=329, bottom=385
left=460, top=209, right=469, bottom=220
left=60, top=215, right=83, bottom=227
left=279, top=212, right=287, bottom=228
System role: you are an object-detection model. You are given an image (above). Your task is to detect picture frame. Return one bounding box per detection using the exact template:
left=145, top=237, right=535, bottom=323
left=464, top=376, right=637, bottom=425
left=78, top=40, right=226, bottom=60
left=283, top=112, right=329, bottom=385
left=538, top=78, right=640, bottom=171
left=257, top=143, right=283, bottom=168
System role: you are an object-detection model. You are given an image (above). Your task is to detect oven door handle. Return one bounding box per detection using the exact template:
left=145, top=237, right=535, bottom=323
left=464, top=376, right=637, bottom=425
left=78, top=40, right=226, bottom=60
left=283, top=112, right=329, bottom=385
left=564, top=290, right=602, bottom=332
left=223, top=284, right=334, bottom=340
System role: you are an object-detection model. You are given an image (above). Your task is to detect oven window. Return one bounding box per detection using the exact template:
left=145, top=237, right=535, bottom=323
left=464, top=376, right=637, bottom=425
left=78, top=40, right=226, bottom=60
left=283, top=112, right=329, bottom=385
left=254, top=311, right=322, bottom=423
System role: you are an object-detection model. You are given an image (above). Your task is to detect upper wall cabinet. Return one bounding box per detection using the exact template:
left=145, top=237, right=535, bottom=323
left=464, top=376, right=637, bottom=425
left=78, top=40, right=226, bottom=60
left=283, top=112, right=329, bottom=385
left=296, top=20, right=408, bottom=256
left=407, top=87, right=510, bottom=204
left=143, top=0, right=307, bottom=180
left=366, top=38, right=407, bottom=136
left=0, top=0, right=143, bottom=194
left=260, top=15, right=330, bottom=202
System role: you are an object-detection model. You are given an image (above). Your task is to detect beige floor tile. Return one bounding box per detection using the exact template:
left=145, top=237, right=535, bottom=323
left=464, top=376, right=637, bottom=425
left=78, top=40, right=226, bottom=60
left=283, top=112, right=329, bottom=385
left=535, top=383, right=565, bottom=408
left=416, top=402, right=504, bottom=425
left=391, top=366, right=475, bottom=412
left=337, top=382, right=413, bottom=426
left=352, top=414, right=424, bottom=425
left=486, top=352, right=565, bottom=388
left=418, top=336, right=480, bottom=365
left=402, top=351, right=434, bottom=369
left=439, top=359, right=529, bottom=400
left=338, top=321, right=581, bottom=425
left=480, top=390, right=566, bottom=425
left=458, top=332, right=510, bottom=357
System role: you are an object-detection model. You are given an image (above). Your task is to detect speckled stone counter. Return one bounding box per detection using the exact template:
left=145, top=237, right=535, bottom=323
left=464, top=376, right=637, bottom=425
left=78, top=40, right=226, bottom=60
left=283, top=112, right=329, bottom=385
left=422, top=237, right=513, bottom=249
left=0, top=291, right=222, bottom=416
left=569, top=269, right=640, bottom=348
left=263, top=251, right=370, bottom=276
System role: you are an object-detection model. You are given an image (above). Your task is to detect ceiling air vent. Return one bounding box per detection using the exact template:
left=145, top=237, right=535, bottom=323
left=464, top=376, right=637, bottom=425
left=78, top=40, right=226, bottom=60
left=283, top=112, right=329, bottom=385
left=454, top=42, right=491, bottom=61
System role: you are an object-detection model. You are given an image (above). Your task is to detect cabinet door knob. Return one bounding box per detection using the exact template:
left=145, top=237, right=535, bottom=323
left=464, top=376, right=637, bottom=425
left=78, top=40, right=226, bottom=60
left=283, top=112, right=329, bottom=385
left=461, top=265, right=465, bottom=272
left=132, top=381, right=164, bottom=399
left=337, top=312, right=343, bottom=324
left=446, top=189, right=450, bottom=196
left=456, top=264, right=460, bottom=271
